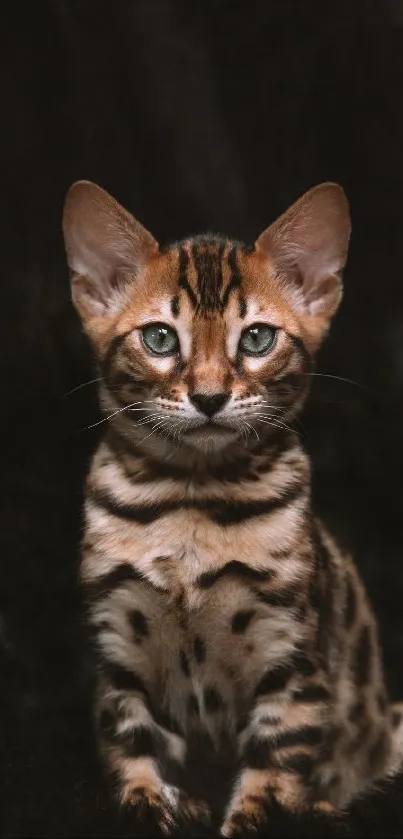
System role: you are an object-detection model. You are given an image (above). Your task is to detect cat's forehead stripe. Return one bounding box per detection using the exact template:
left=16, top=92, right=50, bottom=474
left=223, top=245, right=247, bottom=318
left=191, top=239, right=225, bottom=312
left=170, top=295, right=180, bottom=318
left=177, top=244, right=197, bottom=310
left=172, top=238, right=247, bottom=317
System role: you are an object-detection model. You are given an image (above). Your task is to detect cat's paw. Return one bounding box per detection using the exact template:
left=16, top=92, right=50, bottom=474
left=220, top=796, right=338, bottom=836
left=126, top=784, right=210, bottom=836
left=220, top=795, right=269, bottom=837
left=174, top=789, right=211, bottom=836
left=125, top=784, right=175, bottom=835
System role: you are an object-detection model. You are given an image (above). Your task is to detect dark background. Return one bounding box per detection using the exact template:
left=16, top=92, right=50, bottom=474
left=2, top=1, right=403, bottom=836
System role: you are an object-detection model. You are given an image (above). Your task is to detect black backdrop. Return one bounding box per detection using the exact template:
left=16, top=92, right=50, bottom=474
left=2, top=2, right=403, bottom=836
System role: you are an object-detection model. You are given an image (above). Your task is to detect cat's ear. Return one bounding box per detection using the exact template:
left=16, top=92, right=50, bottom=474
left=62, top=181, right=158, bottom=320
left=256, top=183, right=350, bottom=319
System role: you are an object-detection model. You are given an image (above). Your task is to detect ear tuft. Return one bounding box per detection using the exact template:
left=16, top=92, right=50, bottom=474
left=256, top=183, right=351, bottom=319
left=62, top=181, right=158, bottom=319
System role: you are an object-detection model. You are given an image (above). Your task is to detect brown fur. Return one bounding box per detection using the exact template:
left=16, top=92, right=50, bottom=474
left=62, top=181, right=403, bottom=835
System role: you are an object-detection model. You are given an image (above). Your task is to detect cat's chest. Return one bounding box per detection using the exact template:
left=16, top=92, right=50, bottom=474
left=84, top=445, right=307, bottom=593
left=88, top=503, right=302, bottom=599
left=88, top=509, right=307, bottom=743
left=159, top=575, right=303, bottom=741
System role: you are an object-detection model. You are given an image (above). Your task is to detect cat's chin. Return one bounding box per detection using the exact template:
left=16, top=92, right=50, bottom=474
left=181, top=424, right=239, bottom=452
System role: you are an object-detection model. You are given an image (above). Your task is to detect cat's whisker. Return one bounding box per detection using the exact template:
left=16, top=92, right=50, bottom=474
left=255, top=409, right=307, bottom=434
left=85, top=401, right=148, bottom=430
left=237, top=420, right=247, bottom=447
left=138, top=418, right=172, bottom=446
left=245, top=422, right=255, bottom=447
left=242, top=421, right=250, bottom=447
left=136, top=419, right=166, bottom=428
left=253, top=402, right=283, bottom=411
left=301, top=372, right=366, bottom=390
left=255, top=417, right=301, bottom=438
left=165, top=416, right=183, bottom=445
left=174, top=418, right=187, bottom=445
left=253, top=414, right=295, bottom=432
left=62, top=376, right=105, bottom=397
left=256, top=417, right=291, bottom=433
left=242, top=419, right=259, bottom=444
left=160, top=419, right=180, bottom=443
left=171, top=421, right=180, bottom=445
left=251, top=412, right=297, bottom=435
left=257, top=402, right=301, bottom=422
left=136, top=414, right=169, bottom=427
left=128, top=402, right=161, bottom=413
left=176, top=421, right=184, bottom=445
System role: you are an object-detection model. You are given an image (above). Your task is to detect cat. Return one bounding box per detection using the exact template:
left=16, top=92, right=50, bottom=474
left=62, top=180, right=403, bottom=836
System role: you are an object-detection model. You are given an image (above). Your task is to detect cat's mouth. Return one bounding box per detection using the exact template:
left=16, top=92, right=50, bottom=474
left=185, top=421, right=236, bottom=435
left=182, top=421, right=239, bottom=450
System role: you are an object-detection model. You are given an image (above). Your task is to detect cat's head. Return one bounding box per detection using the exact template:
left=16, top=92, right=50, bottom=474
left=62, top=181, right=350, bottom=454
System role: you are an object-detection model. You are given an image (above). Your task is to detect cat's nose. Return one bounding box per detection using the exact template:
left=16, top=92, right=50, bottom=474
left=190, top=392, right=230, bottom=418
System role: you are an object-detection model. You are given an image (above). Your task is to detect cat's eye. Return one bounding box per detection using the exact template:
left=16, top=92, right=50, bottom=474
left=141, top=323, right=179, bottom=356
left=238, top=323, right=277, bottom=356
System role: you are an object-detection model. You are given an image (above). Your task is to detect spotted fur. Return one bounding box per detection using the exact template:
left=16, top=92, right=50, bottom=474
left=62, top=181, right=403, bottom=835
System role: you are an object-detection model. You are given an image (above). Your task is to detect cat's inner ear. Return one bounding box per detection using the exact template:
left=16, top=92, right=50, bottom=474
left=256, top=183, right=351, bottom=319
left=62, top=180, right=158, bottom=319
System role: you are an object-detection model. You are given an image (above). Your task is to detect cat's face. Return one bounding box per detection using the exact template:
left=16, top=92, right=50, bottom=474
left=91, top=241, right=316, bottom=451
left=63, top=182, right=350, bottom=453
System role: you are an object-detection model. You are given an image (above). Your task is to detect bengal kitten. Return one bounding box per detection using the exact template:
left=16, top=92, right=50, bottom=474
left=63, top=181, right=403, bottom=836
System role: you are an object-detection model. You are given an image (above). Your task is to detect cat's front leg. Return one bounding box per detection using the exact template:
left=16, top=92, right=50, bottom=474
left=84, top=560, right=211, bottom=834
left=97, top=671, right=210, bottom=835
left=221, top=658, right=334, bottom=837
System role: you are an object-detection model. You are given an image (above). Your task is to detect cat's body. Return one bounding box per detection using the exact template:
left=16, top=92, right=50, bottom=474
left=63, top=184, right=403, bottom=835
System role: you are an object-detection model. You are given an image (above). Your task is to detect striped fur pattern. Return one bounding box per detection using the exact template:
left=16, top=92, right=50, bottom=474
left=63, top=181, right=403, bottom=835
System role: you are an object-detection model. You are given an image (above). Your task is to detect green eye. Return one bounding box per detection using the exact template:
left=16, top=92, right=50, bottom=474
left=239, top=323, right=277, bottom=356
left=141, top=323, right=179, bottom=356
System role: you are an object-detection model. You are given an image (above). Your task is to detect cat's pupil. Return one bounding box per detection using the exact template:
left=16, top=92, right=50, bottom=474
left=157, top=328, right=167, bottom=346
